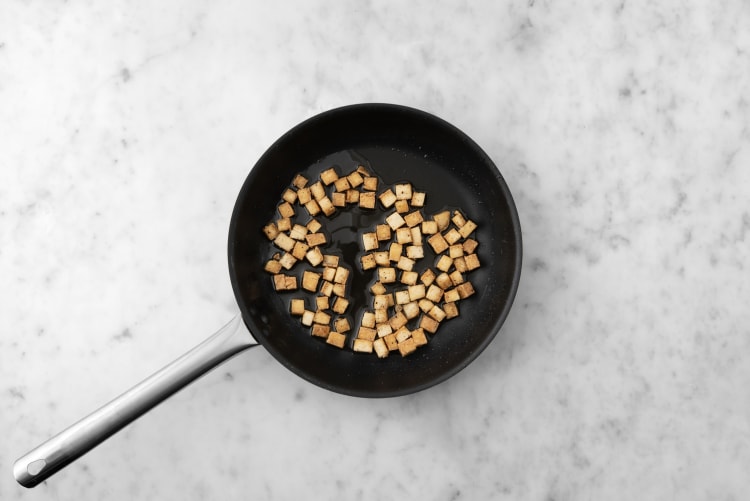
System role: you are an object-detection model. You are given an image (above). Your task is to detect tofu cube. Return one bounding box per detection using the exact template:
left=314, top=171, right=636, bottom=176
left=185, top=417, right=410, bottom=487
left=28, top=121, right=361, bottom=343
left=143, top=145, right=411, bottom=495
left=347, top=170, right=364, bottom=187
left=297, top=187, right=312, bottom=204
left=404, top=211, right=423, bottom=228
left=362, top=232, right=379, bottom=251
left=290, top=298, right=305, bottom=316
left=289, top=224, right=308, bottom=241
left=458, top=220, right=478, bottom=239
left=313, top=310, right=331, bottom=325
left=408, top=284, right=426, bottom=301
left=332, top=283, right=346, bottom=297
left=433, top=211, right=451, bottom=231
left=302, top=271, right=321, bottom=292
left=359, top=191, right=376, bottom=209
left=398, top=338, right=417, bottom=357
left=334, top=317, right=351, bottom=333
left=304, top=199, right=321, bottom=216
left=436, top=255, right=453, bottom=272
left=278, top=252, right=297, bottom=270
left=386, top=212, right=406, bottom=230
left=389, top=312, right=408, bottom=330
left=463, top=238, right=478, bottom=254
left=378, top=189, right=397, bottom=208
left=406, top=245, right=424, bottom=259
left=319, top=280, right=334, bottom=296
left=410, top=226, right=423, bottom=245
left=274, top=233, right=295, bottom=252
left=306, top=247, right=324, bottom=266
left=318, top=196, right=336, bottom=216
left=449, top=244, right=464, bottom=259
left=326, top=331, right=347, bottom=348
left=454, top=256, right=468, bottom=273
left=400, top=270, right=419, bottom=285
left=384, top=333, right=399, bottom=351
left=352, top=339, right=373, bottom=353
left=428, top=305, right=446, bottom=321
left=278, top=202, right=295, bottom=218
left=263, top=222, right=279, bottom=240
left=373, top=294, right=390, bottom=310
left=443, top=288, right=461, bottom=303
left=465, top=253, right=481, bottom=270
left=361, top=253, right=377, bottom=270
left=292, top=173, right=308, bottom=188
left=376, top=224, right=392, bottom=241
left=306, top=218, right=322, bottom=233
left=421, top=220, right=438, bottom=234
left=420, top=268, right=436, bottom=286
left=449, top=270, right=465, bottom=286
left=444, top=228, right=462, bottom=245
left=346, top=189, right=360, bottom=204
left=427, top=233, right=449, bottom=254
left=395, top=183, right=412, bottom=200
left=452, top=210, right=467, bottom=228
left=443, top=301, right=459, bottom=319
left=411, top=328, right=428, bottom=347
left=411, top=192, right=426, bottom=207
left=376, top=323, right=393, bottom=338
left=357, top=326, right=377, bottom=341
left=370, top=281, right=387, bottom=295
left=334, top=267, right=349, bottom=284
left=264, top=259, right=282, bottom=274
left=333, top=177, right=351, bottom=192
left=363, top=176, right=378, bottom=191
left=426, top=284, right=444, bottom=302
left=374, top=251, right=390, bottom=266
left=291, top=241, right=309, bottom=260
left=397, top=256, right=415, bottom=271
left=310, top=181, right=326, bottom=201
left=332, top=297, right=349, bottom=314
left=419, top=315, right=440, bottom=334
left=316, top=296, right=330, bottom=311
left=435, top=272, right=453, bottom=289
left=389, top=242, right=402, bottom=262
left=320, top=167, right=339, bottom=185
left=311, top=323, right=330, bottom=338
left=361, top=311, right=376, bottom=328
left=323, top=254, right=339, bottom=267
left=305, top=232, right=327, bottom=247
left=276, top=217, right=291, bottom=232
left=331, top=191, right=346, bottom=207
left=456, top=281, right=476, bottom=299
left=378, top=267, right=397, bottom=283
left=394, top=200, right=410, bottom=213
left=374, top=307, right=389, bottom=324
left=396, top=227, right=413, bottom=244
left=395, top=290, right=411, bottom=305
left=418, top=299, right=435, bottom=313
left=321, top=267, right=336, bottom=282
left=402, top=301, right=420, bottom=319
left=301, top=310, right=314, bottom=326
left=373, top=338, right=389, bottom=358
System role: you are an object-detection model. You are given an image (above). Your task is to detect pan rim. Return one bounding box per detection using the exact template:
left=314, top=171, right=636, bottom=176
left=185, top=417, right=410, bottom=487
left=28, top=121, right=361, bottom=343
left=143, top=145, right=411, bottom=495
left=228, top=102, right=523, bottom=397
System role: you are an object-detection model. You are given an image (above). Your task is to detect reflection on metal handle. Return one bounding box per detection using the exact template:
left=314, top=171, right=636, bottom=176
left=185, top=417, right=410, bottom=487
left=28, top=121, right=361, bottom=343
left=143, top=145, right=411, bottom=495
left=13, top=315, right=258, bottom=488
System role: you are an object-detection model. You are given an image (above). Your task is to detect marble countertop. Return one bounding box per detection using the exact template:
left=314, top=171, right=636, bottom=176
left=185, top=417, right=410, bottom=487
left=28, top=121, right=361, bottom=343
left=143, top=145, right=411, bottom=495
left=2, top=1, right=749, bottom=499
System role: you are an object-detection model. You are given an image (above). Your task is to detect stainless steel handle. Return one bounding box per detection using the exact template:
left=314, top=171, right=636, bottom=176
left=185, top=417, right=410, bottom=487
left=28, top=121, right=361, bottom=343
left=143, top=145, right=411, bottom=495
left=14, top=314, right=258, bottom=488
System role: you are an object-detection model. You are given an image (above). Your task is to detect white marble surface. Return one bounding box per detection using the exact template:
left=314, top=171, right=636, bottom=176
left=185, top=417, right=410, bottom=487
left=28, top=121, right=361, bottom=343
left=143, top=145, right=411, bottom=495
left=2, top=1, right=749, bottom=499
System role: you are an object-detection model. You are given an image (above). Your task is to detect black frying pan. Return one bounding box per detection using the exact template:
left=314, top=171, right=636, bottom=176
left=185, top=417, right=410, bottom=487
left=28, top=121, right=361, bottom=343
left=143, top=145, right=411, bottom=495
left=14, top=103, right=522, bottom=488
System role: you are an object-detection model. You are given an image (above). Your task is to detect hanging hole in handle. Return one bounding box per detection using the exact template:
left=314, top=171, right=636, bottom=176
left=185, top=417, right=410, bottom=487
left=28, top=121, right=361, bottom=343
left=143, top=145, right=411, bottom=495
left=27, top=459, right=46, bottom=476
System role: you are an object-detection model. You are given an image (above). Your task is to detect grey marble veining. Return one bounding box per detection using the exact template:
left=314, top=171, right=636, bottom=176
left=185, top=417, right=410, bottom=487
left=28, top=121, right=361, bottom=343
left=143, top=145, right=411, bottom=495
left=2, top=1, right=749, bottom=500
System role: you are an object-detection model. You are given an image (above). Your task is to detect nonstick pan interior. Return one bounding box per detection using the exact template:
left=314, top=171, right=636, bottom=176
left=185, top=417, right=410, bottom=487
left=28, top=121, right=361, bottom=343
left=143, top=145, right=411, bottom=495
left=229, top=103, right=522, bottom=397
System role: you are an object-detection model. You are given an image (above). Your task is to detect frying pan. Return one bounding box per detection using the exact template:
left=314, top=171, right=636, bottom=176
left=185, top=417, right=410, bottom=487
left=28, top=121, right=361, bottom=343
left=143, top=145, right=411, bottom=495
left=14, top=103, right=522, bottom=488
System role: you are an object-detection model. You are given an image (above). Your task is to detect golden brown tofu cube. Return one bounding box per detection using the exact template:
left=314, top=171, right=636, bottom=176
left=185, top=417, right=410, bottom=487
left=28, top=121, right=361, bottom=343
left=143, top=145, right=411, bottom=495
left=406, top=245, right=424, bottom=260
left=370, top=281, right=387, bottom=295
left=263, top=222, right=279, bottom=240
left=362, top=176, right=378, bottom=191
left=353, top=339, right=373, bottom=353
left=449, top=270, right=465, bottom=286
left=264, top=259, right=282, bottom=274
left=451, top=210, right=467, bottom=228
left=411, top=328, right=428, bottom=347
left=306, top=247, right=324, bottom=267
left=395, top=290, right=411, bottom=305
left=304, top=199, right=321, bottom=216
left=361, top=253, right=377, bottom=270
left=297, top=187, right=312, bottom=205
left=456, top=281, right=475, bottom=299
left=332, top=297, right=349, bottom=314
left=310, top=181, right=326, bottom=201
left=373, top=294, right=389, bottom=310
left=345, top=189, right=360, bottom=204
left=332, top=283, right=346, bottom=297
left=448, top=244, right=464, bottom=259
left=428, top=305, right=446, bottom=321
left=395, top=183, right=412, bottom=200
left=306, top=218, right=322, bottom=233
left=361, top=311, right=376, bottom=328
left=436, top=255, right=453, bottom=272
left=376, top=224, right=391, bottom=241
left=453, top=256, right=468, bottom=273
left=276, top=217, right=292, bottom=232
left=411, top=192, right=426, bottom=207
left=420, top=268, right=436, bottom=286
left=278, top=202, right=295, bottom=218
left=333, top=267, right=349, bottom=284
left=285, top=275, right=298, bottom=291
left=389, top=312, right=408, bottom=330
left=347, top=170, right=364, bottom=187
left=421, top=220, right=438, bottom=234
left=403, top=211, right=423, bottom=228
left=443, top=288, right=461, bottom=303
left=274, top=233, right=295, bottom=252
left=386, top=212, right=406, bottom=230
left=319, top=280, right=334, bottom=296
left=326, top=331, right=347, bottom=349
left=373, top=338, right=389, bottom=358
left=301, top=310, right=315, bottom=326
left=408, top=284, right=426, bottom=301
left=334, top=317, right=351, bottom=333
left=301, top=271, right=320, bottom=292
left=316, top=295, right=330, bottom=311
left=357, top=326, right=377, bottom=341
left=359, top=191, right=376, bottom=209
left=291, top=241, right=310, bottom=260
left=393, top=326, right=410, bottom=343
left=362, top=232, right=379, bottom=251
left=427, top=233, right=449, bottom=254
left=444, top=228, right=462, bottom=245
left=378, top=189, right=397, bottom=209
left=313, top=310, right=332, bottom=325
left=410, top=226, right=423, bottom=245
left=333, top=177, right=351, bottom=192
left=321, top=266, right=336, bottom=282
left=384, top=333, right=399, bottom=351
left=378, top=267, right=397, bottom=283
left=400, top=270, right=419, bottom=285
left=388, top=242, right=402, bottom=262
left=374, top=307, right=389, bottom=324
left=396, top=227, right=413, bottom=244
left=433, top=210, right=451, bottom=231
left=465, top=253, right=481, bottom=271
left=318, top=196, right=336, bottom=216
left=376, top=323, right=393, bottom=338
left=289, top=224, right=308, bottom=241
left=458, top=220, right=478, bottom=239
left=443, top=301, right=459, bottom=319
left=397, top=256, right=415, bottom=272
left=331, top=191, right=346, bottom=207
left=320, top=167, right=339, bottom=185
left=426, top=284, right=444, bottom=302
left=305, top=232, right=327, bottom=247
left=402, top=301, right=420, bottom=319
left=278, top=252, right=297, bottom=270
left=435, top=272, right=453, bottom=289
left=290, top=298, right=305, bottom=316
left=292, top=173, right=308, bottom=188
left=394, top=200, right=410, bottom=214
left=311, top=323, right=330, bottom=338
left=418, top=298, right=435, bottom=313
left=419, top=315, right=440, bottom=334
left=398, top=338, right=417, bottom=357
left=374, top=251, right=390, bottom=266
